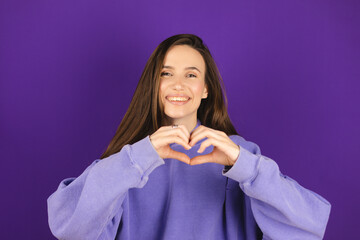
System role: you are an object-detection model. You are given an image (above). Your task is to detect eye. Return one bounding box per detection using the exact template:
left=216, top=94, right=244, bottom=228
left=187, top=73, right=197, bottom=78
left=160, top=72, right=172, bottom=77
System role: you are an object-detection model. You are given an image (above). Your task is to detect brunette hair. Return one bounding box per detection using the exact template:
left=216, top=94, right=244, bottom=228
left=100, top=34, right=238, bottom=159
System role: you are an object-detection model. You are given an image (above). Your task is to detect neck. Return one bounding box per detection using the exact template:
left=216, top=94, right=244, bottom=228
left=171, top=115, right=198, bottom=133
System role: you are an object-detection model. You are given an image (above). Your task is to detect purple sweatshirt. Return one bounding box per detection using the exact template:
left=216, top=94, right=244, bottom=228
left=47, top=120, right=331, bottom=240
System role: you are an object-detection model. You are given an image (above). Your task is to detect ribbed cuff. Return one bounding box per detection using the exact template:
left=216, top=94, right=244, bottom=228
left=128, top=136, right=165, bottom=179
left=222, top=146, right=260, bottom=184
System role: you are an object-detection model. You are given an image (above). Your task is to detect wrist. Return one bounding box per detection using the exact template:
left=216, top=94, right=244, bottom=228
left=230, top=145, right=240, bottom=165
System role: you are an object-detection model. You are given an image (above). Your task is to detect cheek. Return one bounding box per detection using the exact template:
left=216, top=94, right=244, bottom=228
left=159, top=81, right=167, bottom=100
left=192, top=83, right=206, bottom=99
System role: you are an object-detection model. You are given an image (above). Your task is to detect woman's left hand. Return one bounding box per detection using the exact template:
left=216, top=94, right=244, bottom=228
left=189, top=125, right=240, bottom=166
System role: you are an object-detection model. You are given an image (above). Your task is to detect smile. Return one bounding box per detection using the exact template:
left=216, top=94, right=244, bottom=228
left=166, top=96, right=190, bottom=105
left=167, top=96, right=190, bottom=101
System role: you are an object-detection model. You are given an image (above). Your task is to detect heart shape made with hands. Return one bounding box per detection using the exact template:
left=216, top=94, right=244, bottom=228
left=150, top=125, right=240, bottom=166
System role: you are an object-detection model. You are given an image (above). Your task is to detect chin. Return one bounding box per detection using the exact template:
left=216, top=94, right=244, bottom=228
left=165, top=113, right=188, bottom=120
left=164, top=110, right=190, bottom=120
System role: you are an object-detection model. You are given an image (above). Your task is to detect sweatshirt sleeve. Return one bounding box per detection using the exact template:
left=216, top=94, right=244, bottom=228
left=222, top=135, right=331, bottom=240
left=47, top=136, right=165, bottom=240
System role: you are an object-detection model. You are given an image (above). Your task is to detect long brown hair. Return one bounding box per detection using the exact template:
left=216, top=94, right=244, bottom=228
left=100, top=34, right=238, bottom=159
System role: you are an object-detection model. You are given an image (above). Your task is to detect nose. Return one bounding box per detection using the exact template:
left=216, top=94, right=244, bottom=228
left=172, top=77, right=184, bottom=90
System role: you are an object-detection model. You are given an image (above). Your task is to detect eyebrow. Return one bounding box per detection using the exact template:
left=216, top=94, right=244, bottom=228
left=162, top=65, right=201, bottom=73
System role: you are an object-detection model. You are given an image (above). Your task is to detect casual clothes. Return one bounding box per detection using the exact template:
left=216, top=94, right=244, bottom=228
left=47, top=120, right=331, bottom=240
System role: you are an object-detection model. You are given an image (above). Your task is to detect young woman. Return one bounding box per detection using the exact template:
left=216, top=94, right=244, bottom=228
left=47, top=34, right=331, bottom=240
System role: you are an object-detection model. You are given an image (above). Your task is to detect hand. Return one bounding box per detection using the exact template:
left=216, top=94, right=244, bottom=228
left=149, top=125, right=192, bottom=164
left=189, top=125, right=240, bottom=166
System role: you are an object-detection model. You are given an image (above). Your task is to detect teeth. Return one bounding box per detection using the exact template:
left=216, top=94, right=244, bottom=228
left=167, top=97, right=189, bottom=102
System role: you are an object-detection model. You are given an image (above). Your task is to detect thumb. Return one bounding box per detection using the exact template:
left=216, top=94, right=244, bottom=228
left=167, top=149, right=191, bottom=165
left=189, top=154, right=213, bottom=165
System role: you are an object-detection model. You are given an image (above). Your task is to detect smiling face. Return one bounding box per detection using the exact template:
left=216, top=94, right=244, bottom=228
left=159, top=45, right=208, bottom=130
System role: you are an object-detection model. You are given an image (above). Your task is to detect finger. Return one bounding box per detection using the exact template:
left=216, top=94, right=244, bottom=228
left=189, top=124, right=202, bottom=134
left=177, top=125, right=190, bottom=140
left=171, top=126, right=191, bottom=147
left=189, top=125, right=207, bottom=137
left=165, top=136, right=192, bottom=150
left=189, top=126, right=207, bottom=146
left=150, top=125, right=179, bottom=146
left=196, top=138, right=227, bottom=154
left=162, top=125, right=190, bottom=147
left=157, top=125, right=172, bottom=134
left=197, top=138, right=216, bottom=153
left=155, top=127, right=190, bottom=148
left=190, top=127, right=222, bottom=147
left=190, top=154, right=214, bottom=165
left=152, top=134, right=189, bottom=149
left=167, top=149, right=190, bottom=164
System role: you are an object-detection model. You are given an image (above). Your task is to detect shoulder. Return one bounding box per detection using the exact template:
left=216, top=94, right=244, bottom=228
left=229, top=135, right=261, bottom=155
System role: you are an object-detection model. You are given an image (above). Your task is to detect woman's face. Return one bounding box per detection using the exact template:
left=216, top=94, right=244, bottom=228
left=159, top=45, right=208, bottom=125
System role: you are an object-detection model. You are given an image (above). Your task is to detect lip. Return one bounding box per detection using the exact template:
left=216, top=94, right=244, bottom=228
left=166, top=94, right=190, bottom=98
left=165, top=94, right=191, bottom=105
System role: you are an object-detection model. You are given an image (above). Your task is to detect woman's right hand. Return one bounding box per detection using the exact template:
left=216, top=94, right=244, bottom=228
left=149, top=125, right=192, bottom=164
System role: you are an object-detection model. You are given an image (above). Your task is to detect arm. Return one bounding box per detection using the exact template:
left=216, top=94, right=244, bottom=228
left=223, top=135, right=331, bottom=240
left=47, top=136, right=164, bottom=240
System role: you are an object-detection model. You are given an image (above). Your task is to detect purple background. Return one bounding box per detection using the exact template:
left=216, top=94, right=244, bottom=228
left=1, top=0, right=359, bottom=239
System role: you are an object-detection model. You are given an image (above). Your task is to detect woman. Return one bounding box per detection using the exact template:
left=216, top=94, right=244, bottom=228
left=47, top=34, right=331, bottom=240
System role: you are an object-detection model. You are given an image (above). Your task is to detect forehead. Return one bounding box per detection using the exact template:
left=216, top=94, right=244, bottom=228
left=163, top=45, right=205, bottom=71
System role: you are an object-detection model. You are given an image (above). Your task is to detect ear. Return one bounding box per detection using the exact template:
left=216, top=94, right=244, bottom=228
left=202, top=85, right=208, bottom=99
